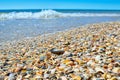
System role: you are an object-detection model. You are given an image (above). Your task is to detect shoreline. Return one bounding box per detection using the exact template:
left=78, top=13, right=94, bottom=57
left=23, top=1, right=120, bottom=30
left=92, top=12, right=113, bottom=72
left=0, top=21, right=119, bottom=47
left=0, top=21, right=120, bottom=79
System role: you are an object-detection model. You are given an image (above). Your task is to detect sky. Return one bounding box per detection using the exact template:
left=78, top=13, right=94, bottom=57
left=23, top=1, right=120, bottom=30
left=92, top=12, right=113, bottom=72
left=0, top=0, right=120, bottom=10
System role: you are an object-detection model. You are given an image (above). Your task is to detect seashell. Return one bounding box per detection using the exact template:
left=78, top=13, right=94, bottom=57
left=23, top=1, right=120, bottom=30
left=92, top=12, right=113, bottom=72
left=50, top=48, right=65, bottom=55
left=112, top=67, right=120, bottom=73
left=64, top=41, right=70, bottom=46
left=44, top=73, right=50, bottom=79
left=46, top=52, right=51, bottom=59
left=21, top=69, right=27, bottom=73
left=35, top=75, right=42, bottom=79
left=63, top=59, right=73, bottom=66
left=75, top=59, right=84, bottom=65
left=60, top=76, right=67, bottom=80
left=103, top=64, right=108, bottom=69
left=110, top=77, right=118, bottom=80
left=108, top=63, right=113, bottom=70
left=33, top=66, right=39, bottom=70
left=70, top=74, right=81, bottom=80
left=92, top=78, right=104, bottom=80
left=51, top=69, right=56, bottom=74
left=88, top=68, right=95, bottom=73
left=87, top=60, right=95, bottom=66
left=21, top=48, right=26, bottom=53
left=95, top=55, right=101, bottom=62
left=16, top=75, right=22, bottom=80
left=102, top=73, right=112, bottom=79
left=95, top=67, right=104, bottom=73
left=106, top=51, right=112, bottom=54
left=24, top=74, right=31, bottom=78
left=14, top=67, right=22, bottom=72
left=102, top=73, right=107, bottom=79
left=36, top=71, right=43, bottom=75
left=57, top=67, right=65, bottom=72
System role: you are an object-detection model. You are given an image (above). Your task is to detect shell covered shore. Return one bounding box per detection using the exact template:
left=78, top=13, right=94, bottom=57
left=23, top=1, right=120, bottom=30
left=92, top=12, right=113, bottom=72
left=0, top=22, right=120, bottom=80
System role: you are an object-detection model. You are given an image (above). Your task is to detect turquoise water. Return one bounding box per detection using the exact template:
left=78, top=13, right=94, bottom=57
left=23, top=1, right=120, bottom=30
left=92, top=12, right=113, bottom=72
left=0, top=9, right=120, bottom=43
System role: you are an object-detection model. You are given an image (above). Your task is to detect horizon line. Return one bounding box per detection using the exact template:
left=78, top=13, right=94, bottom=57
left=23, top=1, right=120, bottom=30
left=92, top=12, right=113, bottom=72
left=0, top=8, right=120, bottom=11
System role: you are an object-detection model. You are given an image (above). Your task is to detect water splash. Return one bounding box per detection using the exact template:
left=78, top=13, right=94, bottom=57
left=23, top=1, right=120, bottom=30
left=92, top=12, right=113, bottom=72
left=0, top=9, right=120, bottom=20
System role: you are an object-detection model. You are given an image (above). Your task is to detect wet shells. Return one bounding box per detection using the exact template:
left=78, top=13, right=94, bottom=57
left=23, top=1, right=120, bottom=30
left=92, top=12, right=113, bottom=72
left=50, top=48, right=65, bottom=55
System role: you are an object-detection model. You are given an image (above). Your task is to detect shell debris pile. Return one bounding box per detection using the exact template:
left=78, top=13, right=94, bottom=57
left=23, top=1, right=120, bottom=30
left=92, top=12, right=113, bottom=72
left=0, top=22, right=120, bottom=80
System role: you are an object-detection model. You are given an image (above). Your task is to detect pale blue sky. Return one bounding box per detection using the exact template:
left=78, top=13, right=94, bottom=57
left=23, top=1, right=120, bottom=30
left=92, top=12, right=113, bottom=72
left=0, top=0, right=120, bottom=9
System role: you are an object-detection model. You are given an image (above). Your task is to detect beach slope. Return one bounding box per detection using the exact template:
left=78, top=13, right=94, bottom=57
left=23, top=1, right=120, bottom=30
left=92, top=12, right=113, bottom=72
left=0, top=22, right=120, bottom=80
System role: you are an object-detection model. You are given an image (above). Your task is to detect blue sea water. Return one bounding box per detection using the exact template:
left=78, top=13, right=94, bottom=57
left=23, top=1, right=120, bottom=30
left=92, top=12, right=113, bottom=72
left=0, top=9, right=120, bottom=43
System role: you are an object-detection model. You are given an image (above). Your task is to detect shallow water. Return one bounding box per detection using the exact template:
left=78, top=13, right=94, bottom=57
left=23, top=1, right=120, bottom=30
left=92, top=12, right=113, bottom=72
left=0, top=16, right=120, bottom=43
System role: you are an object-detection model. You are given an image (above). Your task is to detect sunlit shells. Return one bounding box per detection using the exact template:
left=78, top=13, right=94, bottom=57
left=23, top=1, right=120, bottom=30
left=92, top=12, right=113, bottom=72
left=70, top=74, right=82, bottom=80
left=112, top=67, right=120, bottom=73
left=0, top=22, right=120, bottom=79
left=63, top=59, right=74, bottom=66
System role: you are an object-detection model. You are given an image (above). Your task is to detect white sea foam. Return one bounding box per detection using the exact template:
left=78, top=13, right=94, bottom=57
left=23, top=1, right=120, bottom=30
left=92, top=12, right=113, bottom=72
left=0, top=9, right=120, bottom=19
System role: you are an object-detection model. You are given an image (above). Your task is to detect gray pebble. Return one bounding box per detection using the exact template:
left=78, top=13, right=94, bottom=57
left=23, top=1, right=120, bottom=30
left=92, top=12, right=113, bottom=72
left=40, top=55, right=46, bottom=61
left=8, top=73, right=16, bottom=80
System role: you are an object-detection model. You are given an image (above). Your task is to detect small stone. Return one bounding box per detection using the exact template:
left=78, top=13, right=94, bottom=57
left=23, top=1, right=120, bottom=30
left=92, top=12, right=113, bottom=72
left=50, top=48, right=65, bottom=55
left=67, top=53, right=73, bottom=57
left=40, top=55, right=46, bottom=61
left=8, top=73, right=16, bottom=80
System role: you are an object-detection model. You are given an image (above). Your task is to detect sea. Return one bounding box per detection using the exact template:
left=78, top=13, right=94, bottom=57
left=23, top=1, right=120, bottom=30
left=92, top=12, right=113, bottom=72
left=0, top=9, right=120, bottom=43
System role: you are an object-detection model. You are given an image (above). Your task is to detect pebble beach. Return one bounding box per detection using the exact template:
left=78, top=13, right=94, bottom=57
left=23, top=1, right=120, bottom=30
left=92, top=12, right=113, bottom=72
left=0, top=22, right=120, bottom=80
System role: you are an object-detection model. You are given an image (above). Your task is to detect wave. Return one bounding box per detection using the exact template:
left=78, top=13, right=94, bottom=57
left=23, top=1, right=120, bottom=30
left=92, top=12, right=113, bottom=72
left=0, top=9, right=120, bottom=19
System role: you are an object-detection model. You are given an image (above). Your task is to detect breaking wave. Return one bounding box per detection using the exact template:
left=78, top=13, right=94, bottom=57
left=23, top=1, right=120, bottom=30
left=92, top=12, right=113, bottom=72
left=0, top=9, right=120, bottom=19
